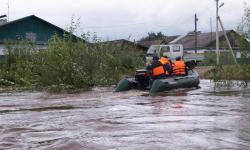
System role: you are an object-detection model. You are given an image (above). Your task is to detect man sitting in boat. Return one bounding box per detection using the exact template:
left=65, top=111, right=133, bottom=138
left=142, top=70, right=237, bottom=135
left=145, top=55, right=166, bottom=79
left=172, top=56, right=188, bottom=76
left=159, top=55, right=172, bottom=77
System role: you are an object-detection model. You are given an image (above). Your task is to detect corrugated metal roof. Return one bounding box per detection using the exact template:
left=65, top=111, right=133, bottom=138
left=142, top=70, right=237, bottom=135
left=163, top=35, right=180, bottom=44
left=137, top=39, right=165, bottom=48
left=168, top=30, right=233, bottom=49
left=169, top=35, right=186, bottom=44
left=100, top=39, right=137, bottom=51
left=136, top=30, right=235, bottom=50
left=104, top=39, right=134, bottom=46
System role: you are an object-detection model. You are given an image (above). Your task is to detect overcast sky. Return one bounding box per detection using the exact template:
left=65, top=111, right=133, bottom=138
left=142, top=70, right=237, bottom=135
left=0, top=0, right=247, bottom=41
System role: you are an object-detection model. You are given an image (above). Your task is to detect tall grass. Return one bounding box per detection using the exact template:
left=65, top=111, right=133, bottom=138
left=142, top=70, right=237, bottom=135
left=203, top=44, right=250, bottom=87
left=0, top=18, right=144, bottom=91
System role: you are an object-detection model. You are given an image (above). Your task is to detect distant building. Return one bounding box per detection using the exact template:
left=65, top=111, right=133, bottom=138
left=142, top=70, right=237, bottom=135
left=136, top=39, right=167, bottom=53
left=101, top=39, right=137, bottom=53
left=136, top=30, right=241, bottom=54
left=0, top=19, right=7, bottom=25
left=0, top=15, right=79, bottom=55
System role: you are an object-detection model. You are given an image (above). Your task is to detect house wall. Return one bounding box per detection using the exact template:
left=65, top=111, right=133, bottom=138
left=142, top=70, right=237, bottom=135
left=0, top=43, right=49, bottom=55
left=0, top=15, right=81, bottom=57
left=136, top=45, right=148, bottom=54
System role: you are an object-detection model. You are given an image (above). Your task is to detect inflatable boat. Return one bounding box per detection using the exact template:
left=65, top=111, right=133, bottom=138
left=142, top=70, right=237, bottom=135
left=115, top=69, right=200, bottom=93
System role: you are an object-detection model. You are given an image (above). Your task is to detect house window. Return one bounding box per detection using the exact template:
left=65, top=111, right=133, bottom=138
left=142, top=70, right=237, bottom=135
left=26, top=32, right=36, bottom=40
left=173, top=46, right=180, bottom=52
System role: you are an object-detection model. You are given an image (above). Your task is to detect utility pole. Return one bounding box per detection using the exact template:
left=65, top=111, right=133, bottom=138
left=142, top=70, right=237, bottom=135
left=218, top=17, right=237, bottom=64
left=195, top=13, right=197, bottom=53
left=210, top=17, right=212, bottom=46
left=216, top=0, right=219, bottom=64
left=215, top=1, right=237, bottom=64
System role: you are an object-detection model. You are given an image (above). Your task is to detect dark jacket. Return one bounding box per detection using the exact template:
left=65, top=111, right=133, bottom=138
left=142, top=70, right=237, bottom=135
left=146, top=61, right=166, bottom=79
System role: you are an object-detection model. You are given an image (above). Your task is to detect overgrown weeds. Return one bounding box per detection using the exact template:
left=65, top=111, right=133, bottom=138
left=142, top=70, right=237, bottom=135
left=203, top=51, right=250, bottom=87
left=0, top=17, right=144, bottom=92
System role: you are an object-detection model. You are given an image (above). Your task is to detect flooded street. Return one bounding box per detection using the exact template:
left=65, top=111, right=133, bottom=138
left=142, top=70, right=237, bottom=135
left=0, top=79, right=250, bottom=150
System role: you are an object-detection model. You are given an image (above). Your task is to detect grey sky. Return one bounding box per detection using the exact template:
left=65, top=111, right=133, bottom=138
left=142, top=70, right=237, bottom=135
left=0, top=0, right=247, bottom=41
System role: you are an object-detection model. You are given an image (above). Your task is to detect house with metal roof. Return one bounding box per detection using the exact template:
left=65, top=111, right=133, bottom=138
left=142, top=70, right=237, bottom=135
left=136, top=39, right=167, bottom=53
left=103, top=39, right=136, bottom=51
left=0, top=15, right=79, bottom=55
left=136, top=30, right=240, bottom=53
left=168, top=30, right=239, bottom=52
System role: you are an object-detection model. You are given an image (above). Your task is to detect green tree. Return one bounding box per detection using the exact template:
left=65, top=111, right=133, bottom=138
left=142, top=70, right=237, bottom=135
left=140, top=32, right=166, bottom=41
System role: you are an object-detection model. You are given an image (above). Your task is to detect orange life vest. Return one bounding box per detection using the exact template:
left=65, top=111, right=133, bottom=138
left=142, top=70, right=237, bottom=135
left=150, top=61, right=165, bottom=76
left=159, top=57, right=171, bottom=76
left=172, top=61, right=186, bottom=75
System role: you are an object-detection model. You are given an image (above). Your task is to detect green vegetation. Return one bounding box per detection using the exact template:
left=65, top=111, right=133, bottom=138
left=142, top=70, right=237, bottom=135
left=140, top=32, right=166, bottom=41
left=0, top=17, right=144, bottom=92
left=204, top=2, right=250, bottom=87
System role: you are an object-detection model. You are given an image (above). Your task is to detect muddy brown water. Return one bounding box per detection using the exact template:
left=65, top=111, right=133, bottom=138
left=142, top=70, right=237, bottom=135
left=0, top=79, right=250, bottom=150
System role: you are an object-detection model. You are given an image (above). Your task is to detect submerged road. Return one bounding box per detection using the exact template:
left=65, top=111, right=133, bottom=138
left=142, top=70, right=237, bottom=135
left=0, top=79, right=250, bottom=150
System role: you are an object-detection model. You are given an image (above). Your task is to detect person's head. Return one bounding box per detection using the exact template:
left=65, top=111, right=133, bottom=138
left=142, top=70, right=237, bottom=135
left=162, top=54, right=168, bottom=59
left=152, top=55, right=159, bottom=61
left=175, top=56, right=181, bottom=61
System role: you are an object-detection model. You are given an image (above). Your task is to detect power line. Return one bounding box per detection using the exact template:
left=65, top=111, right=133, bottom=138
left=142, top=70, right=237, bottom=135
left=220, top=10, right=243, bottom=18
left=131, top=5, right=214, bottom=39
left=83, top=22, right=158, bottom=29
left=82, top=15, right=194, bottom=30
left=198, top=20, right=204, bottom=31
left=88, top=4, right=217, bottom=40
left=102, top=15, right=200, bottom=41
left=226, top=1, right=245, bottom=10
left=110, top=15, right=195, bottom=39
left=199, top=4, right=214, bottom=16
left=161, top=17, right=194, bottom=32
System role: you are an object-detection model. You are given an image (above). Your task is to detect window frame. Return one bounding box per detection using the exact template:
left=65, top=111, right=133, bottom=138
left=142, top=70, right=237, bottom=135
left=173, top=46, right=180, bottom=52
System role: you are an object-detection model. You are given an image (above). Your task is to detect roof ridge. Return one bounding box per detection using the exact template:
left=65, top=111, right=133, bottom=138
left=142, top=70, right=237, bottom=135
left=169, top=35, right=186, bottom=44
left=0, top=15, right=65, bottom=31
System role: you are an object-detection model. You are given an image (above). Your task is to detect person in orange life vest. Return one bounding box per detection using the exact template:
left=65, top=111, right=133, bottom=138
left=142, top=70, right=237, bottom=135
left=145, top=55, right=166, bottom=79
left=159, top=55, right=172, bottom=77
left=172, top=56, right=188, bottom=76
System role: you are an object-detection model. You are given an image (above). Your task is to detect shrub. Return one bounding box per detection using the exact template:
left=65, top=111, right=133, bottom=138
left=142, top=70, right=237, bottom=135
left=0, top=17, right=144, bottom=91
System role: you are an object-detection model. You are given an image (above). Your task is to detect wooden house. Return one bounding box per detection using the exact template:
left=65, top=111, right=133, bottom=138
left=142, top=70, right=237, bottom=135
left=0, top=15, right=79, bottom=55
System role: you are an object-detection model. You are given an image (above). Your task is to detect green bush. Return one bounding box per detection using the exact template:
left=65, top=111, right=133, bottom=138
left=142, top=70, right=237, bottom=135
left=203, top=51, right=250, bottom=87
left=0, top=18, right=144, bottom=91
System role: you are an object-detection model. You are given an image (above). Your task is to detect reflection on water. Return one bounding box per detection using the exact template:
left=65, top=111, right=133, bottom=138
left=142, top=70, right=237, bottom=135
left=0, top=79, right=250, bottom=150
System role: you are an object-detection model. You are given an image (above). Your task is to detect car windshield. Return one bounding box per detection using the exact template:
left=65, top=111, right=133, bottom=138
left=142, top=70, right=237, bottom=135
left=147, top=46, right=160, bottom=54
